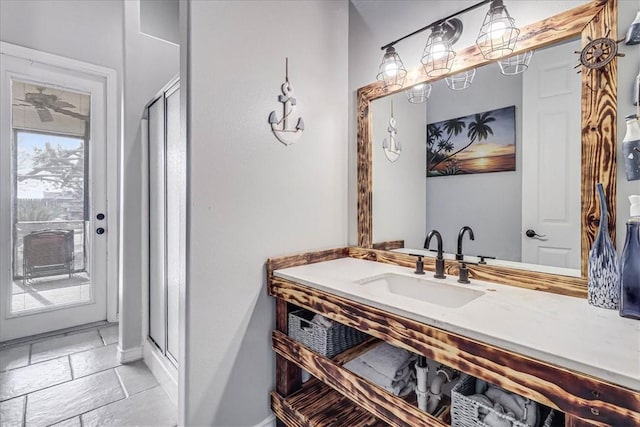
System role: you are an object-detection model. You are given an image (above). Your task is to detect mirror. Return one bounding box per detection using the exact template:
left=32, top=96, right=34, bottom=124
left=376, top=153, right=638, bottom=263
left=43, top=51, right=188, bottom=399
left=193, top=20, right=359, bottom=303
left=372, top=38, right=583, bottom=275
left=357, top=0, right=618, bottom=294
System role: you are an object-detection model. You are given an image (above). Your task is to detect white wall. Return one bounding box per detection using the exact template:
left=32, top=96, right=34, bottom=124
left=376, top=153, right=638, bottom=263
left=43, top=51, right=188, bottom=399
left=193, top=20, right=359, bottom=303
left=184, top=1, right=349, bottom=425
left=121, top=0, right=179, bottom=355
left=0, top=0, right=123, bottom=74
left=371, top=93, right=426, bottom=249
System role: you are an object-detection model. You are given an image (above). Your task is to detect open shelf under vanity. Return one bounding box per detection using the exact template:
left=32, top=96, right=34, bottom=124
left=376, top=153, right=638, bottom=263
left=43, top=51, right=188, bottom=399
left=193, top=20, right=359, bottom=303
left=267, top=248, right=639, bottom=427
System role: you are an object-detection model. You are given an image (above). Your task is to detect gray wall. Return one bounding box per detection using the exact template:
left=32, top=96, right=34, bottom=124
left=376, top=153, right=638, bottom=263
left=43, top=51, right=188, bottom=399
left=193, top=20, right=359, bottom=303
left=425, top=67, right=523, bottom=260
left=140, top=0, right=179, bottom=45
left=184, top=1, right=349, bottom=425
left=121, top=0, right=179, bottom=354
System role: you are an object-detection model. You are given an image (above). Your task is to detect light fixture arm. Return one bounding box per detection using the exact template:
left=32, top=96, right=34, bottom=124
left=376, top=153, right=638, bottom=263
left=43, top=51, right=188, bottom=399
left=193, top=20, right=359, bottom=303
left=380, top=0, right=491, bottom=51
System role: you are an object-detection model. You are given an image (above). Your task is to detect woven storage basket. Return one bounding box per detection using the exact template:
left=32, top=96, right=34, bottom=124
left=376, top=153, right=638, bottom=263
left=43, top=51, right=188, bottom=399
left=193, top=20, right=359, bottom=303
left=288, top=309, right=368, bottom=358
left=451, top=375, right=555, bottom=427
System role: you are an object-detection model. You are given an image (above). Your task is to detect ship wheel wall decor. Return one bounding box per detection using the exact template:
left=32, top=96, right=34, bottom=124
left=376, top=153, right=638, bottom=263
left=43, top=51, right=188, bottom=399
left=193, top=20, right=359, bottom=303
left=575, top=29, right=625, bottom=91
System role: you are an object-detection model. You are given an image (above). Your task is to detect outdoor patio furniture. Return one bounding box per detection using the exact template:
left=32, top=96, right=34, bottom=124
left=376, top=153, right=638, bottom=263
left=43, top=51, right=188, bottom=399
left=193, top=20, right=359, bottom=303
left=23, top=229, right=74, bottom=285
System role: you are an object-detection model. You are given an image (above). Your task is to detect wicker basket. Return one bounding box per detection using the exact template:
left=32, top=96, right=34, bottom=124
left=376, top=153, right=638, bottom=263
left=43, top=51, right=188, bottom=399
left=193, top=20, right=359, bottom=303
left=288, top=309, right=368, bottom=358
left=451, top=375, right=555, bottom=427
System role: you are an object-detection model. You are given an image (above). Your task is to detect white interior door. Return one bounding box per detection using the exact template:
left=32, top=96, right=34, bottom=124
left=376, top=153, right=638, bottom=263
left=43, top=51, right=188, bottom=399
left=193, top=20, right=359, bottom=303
left=521, top=40, right=581, bottom=269
left=0, top=47, right=110, bottom=341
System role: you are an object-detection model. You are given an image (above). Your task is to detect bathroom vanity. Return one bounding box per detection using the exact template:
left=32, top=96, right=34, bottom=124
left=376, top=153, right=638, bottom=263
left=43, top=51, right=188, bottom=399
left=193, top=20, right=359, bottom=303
left=267, top=247, right=639, bottom=427
left=268, top=0, right=638, bottom=425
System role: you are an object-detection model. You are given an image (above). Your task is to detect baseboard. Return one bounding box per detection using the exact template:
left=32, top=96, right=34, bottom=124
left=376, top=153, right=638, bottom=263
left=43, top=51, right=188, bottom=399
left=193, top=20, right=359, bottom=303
left=117, top=345, right=143, bottom=363
left=254, top=414, right=276, bottom=427
left=143, top=339, right=178, bottom=406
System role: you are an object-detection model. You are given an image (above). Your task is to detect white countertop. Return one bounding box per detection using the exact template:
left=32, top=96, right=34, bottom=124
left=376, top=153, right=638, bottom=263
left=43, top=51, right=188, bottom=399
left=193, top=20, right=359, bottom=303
left=275, top=258, right=640, bottom=391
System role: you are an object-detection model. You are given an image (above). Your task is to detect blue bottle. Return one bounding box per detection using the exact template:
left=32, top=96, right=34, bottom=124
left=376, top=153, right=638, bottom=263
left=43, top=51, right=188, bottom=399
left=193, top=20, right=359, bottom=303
left=620, top=195, right=640, bottom=319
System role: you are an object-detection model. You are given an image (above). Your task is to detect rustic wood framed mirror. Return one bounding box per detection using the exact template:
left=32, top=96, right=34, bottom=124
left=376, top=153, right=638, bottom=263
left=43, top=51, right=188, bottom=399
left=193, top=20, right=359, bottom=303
left=356, top=0, right=618, bottom=297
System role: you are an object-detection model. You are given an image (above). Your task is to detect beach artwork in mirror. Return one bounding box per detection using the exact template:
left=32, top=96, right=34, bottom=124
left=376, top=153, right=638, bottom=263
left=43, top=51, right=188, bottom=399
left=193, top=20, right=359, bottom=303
left=427, top=105, right=516, bottom=177
left=372, top=38, right=582, bottom=274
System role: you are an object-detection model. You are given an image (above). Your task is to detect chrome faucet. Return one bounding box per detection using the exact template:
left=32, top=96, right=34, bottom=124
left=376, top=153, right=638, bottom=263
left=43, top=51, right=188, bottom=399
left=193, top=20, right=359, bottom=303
left=424, top=230, right=446, bottom=279
left=456, top=226, right=475, bottom=261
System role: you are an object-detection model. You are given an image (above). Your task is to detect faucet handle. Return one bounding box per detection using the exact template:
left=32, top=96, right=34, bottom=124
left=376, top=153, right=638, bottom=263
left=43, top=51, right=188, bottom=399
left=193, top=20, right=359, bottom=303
left=409, top=254, right=426, bottom=275
left=477, top=255, right=496, bottom=265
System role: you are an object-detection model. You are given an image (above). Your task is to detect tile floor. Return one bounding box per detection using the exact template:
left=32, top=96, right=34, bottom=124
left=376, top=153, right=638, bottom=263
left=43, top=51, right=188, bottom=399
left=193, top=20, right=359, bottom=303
left=0, top=324, right=177, bottom=427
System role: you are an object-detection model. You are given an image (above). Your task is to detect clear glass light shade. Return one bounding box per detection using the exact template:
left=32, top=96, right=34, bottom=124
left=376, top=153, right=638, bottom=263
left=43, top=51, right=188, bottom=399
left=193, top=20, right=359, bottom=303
left=498, top=50, right=534, bottom=75
left=421, top=27, right=456, bottom=77
left=377, top=47, right=407, bottom=89
left=445, top=69, right=476, bottom=90
left=476, top=1, right=520, bottom=60
left=405, top=83, right=432, bottom=103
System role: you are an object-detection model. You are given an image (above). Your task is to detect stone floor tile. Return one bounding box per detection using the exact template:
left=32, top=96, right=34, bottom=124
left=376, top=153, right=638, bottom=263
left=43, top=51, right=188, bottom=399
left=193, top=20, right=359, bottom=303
left=25, top=369, right=125, bottom=426
left=70, top=344, right=120, bottom=378
left=115, top=360, right=158, bottom=396
left=81, top=386, right=176, bottom=427
left=97, top=325, right=118, bottom=345
left=0, top=345, right=30, bottom=372
left=30, top=330, right=103, bottom=364
left=0, top=357, right=71, bottom=401
left=0, top=395, right=24, bottom=427
left=50, top=416, right=81, bottom=427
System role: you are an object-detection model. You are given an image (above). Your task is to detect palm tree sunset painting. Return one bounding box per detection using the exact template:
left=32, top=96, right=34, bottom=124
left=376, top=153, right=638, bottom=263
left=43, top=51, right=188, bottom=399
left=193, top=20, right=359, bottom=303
left=427, top=105, right=516, bottom=177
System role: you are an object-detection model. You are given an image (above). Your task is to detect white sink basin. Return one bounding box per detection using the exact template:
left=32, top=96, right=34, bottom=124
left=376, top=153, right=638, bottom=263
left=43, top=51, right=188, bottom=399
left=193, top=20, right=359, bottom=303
left=358, top=273, right=485, bottom=308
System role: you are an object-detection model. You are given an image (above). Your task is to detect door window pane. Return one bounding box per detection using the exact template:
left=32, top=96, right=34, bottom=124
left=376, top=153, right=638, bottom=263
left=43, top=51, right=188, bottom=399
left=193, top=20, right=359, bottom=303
left=11, top=80, right=92, bottom=314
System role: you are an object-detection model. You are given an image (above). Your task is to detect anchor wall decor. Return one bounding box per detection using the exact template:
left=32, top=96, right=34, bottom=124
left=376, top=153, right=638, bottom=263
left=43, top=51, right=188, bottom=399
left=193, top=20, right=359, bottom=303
left=269, top=58, right=305, bottom=146
left=382, top=100, right=401, bottom=162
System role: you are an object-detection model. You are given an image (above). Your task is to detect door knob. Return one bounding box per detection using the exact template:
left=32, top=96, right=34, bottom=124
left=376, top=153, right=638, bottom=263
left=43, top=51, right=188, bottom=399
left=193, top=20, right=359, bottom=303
left=525, top=229, right=546, bottom=238
left=96, top=227, right=105, bottom=235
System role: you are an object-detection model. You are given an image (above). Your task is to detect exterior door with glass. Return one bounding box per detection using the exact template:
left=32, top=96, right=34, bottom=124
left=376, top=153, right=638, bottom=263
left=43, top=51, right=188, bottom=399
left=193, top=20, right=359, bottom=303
left=0, top=44, right=114, bottom=342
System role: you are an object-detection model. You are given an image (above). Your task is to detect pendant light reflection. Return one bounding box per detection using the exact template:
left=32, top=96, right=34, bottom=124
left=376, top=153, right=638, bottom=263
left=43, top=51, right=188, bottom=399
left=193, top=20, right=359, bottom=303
left=382, top=100, right=401, bottom=162
left=476, top=0, right=519, bottom=60
left=421, top=24, right=456, bottom=77
left=445, top=69, right=476, bottom=91
left=377, top=46, right=407, bottom=90
left=498, top=50, right=533, bottom=75
left=406, top=83, right=432, bottom=103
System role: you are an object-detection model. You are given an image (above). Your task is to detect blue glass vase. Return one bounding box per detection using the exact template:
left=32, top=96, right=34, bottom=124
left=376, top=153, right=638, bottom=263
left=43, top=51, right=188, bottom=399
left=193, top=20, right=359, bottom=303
left=619, top=216, right=640, bottom=319
left=587, top=183, right=620, bottom=309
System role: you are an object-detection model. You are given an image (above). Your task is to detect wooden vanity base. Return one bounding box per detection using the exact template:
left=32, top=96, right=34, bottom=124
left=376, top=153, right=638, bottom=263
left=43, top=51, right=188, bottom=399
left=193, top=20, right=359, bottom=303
left=268, top=245, right=639, bottom=427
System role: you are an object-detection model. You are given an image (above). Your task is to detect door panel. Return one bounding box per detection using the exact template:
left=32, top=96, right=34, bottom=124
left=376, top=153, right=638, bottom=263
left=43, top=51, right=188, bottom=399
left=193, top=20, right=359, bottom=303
left=148, top=97, right=166, bottom=353
left=521, top=40, right=581, bottom=269
left=147, top=79, right=182, bottom=366
left=1, top=52, right=108, bottom=341
left=165, top=85, right=182, bottom=362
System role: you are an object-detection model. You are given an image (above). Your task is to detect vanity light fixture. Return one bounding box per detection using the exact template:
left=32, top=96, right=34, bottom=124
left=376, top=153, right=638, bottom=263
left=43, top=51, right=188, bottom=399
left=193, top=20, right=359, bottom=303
left=376, top=46, right=408, bottom=90
left=498, top=50, right=534, bottom=75
left=476, top=0, right=520, bottom=60
left=406, top=83, right=433, bottom=103
left=377, top=0, right=522, bottom=93
left=445, top=68, right=477, bottom=90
